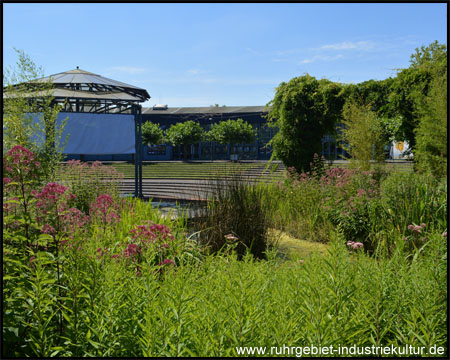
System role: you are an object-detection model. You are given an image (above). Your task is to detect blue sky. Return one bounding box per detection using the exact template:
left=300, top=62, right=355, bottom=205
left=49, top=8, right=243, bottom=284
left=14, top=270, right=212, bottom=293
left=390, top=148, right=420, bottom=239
left=3, top=3, right=447, bottom=107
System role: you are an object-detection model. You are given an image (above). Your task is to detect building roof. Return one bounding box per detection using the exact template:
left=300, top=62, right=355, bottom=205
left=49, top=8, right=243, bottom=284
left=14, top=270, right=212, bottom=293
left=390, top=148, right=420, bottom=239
left=142, top=105, right=268, bottom=115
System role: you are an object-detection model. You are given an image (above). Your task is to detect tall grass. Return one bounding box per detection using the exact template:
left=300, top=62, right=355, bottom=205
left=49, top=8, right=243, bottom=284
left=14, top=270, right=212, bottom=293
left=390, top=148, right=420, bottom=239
left=194, top=175, right=272, bottom=259
left=4, top=231, right=446, bottom=357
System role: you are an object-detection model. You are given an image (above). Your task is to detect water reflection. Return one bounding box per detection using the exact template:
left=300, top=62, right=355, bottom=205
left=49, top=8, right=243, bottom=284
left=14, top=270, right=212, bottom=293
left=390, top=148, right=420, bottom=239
left=151, top=200, right=205, bottom=219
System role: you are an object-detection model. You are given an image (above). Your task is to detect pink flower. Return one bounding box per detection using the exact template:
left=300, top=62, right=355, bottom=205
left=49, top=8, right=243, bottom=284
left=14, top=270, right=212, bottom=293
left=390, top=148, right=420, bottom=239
left=124, top=243, right=141, bottom=260
left=158, top=259, right=174, bottom=266
left=89, top=194, right=120, bottom=224
left=407, top=224, right=414, bottom=230
left=41, top=224, right=56, bottom=235
left=4, top=145, right=41, bottom=180
left=347, top=241, right=363, bottom=250
left=357, top=188, right=366, bottom=197
left=130, top=223, right=173, bottom=244
left=29, top=256, right=36, bottom=268
left=420, top=223, right=426, bottom=228
left=413, top=225, right=422, bottom=233
left=61, top=208, right=89, bottom=233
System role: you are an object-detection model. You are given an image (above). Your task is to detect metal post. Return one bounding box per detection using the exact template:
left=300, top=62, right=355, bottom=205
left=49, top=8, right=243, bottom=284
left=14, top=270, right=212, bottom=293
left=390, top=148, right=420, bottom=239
left=138, top=106, right=143, bottom=198
left=133, top=105, right=138, bottom=198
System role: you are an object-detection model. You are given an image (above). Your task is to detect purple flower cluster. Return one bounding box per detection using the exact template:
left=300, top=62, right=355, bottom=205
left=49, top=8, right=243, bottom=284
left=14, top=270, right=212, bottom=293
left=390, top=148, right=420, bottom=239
left=34, top=182, right=89, bottom=239
left=124, top=243, right=142, bottom=261
left=130, top=223, right=174, bottom=244
left=89, top=194, right=120, bottom=224
left=34, top=183, right=74, bottom=214
left=407, top=223, right=426, bottom=234
left=3, top=145, right=41, bottom=179
left=158, top=258, right=174, bottom=266
left=347, top=241, right=364, bottom=250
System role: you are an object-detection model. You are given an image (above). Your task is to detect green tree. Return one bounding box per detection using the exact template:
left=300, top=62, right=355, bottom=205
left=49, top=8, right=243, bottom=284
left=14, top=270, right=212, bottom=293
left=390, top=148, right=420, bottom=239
left=207, top=118, right=255, bottom=159
left=390, top=41, right=447, bottom=151
left=344, top=78, right=397, bottom=119
left=3, top=49, right=68, bottom=181
left=267, top=74, right=345, bottom=173
left=165, top=120, right=205, bottom=160
left=341, top=98, right=385, bottom=170
left=141, top=121, right=164, bottom=145
left=414, top=70, right=447, bottom=178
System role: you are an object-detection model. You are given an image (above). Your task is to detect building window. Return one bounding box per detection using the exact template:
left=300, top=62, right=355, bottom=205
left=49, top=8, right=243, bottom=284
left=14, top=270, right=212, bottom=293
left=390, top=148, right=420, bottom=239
left=147, top=144, right=166, bottom=156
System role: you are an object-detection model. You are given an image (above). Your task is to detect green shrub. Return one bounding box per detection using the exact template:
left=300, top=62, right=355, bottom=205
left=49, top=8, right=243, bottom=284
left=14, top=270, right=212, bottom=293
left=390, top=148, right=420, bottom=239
left=56, top=160, right=123, bottom=214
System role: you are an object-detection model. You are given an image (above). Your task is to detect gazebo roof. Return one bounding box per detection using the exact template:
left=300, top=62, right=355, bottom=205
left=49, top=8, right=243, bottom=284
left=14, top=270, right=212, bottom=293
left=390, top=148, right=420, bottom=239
left=4, top=68, right=151, bottom=113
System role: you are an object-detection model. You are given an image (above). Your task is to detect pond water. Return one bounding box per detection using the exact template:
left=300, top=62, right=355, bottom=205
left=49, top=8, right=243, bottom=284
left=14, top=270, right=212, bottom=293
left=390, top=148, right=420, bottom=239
left=150, top=200, right=205, bottom=219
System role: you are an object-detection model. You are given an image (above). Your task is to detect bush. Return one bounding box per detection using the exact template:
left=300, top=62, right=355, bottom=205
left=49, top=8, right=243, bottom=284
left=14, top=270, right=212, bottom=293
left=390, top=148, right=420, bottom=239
left=56, top=160, right=123, bottom=214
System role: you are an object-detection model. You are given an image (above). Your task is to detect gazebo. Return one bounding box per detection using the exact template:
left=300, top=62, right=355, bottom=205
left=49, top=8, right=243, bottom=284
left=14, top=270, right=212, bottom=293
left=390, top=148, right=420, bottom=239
left=4, top=67, right=150, bottom=198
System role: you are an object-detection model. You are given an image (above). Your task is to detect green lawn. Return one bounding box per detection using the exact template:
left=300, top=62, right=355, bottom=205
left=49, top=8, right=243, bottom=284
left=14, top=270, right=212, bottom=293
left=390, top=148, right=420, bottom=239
left=106, top=162, right=284, bottom=179
left=58, top=160, right=413, bottom=180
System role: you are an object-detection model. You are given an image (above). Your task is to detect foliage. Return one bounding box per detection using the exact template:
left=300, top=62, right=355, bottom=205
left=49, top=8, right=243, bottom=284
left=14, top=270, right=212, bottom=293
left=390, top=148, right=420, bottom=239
left=265, top=166, right=447, bottom=256
left=380, top=173, right=447, bottom=238
left=141, top=121, right=164, bottom=146
left=341, top=98, right=385, bottom=170
left=3, top=49, right=68, bottom=182
left=195, top=175, right=272, bottom=260
left=3, top=145, right=203, bottom=357
left=390, top=41, right=447, bottom=151
left=344, top=78, right=397, bottom=119
left=3, top=144, right=448, bottom=357
left=165, top=120, right=205, bottom=160
left=413, top=70, right=447, bottom=178
left=56, top=160, right=123, bottom=214
left=267, top=74, right=345, bottom=173
left=207, top=118, right=255, bottom=146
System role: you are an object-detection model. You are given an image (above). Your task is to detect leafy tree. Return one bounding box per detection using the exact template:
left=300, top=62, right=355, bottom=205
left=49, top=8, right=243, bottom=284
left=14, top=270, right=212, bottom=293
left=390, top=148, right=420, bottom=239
left=414, top=69, right=447, bottom=178
left=344, top=78, right=397, bottom=119
left=141, top=121, right=164, bottom=146
left=267, top=74, right=345, bottom=173
left=207, top=118, right=255, bottom=153
left=390, top=41, right=447, bottom=151
left=341, top=98, right=385, bottom=170
left=3, top=49, right=67, bottom=181
left=165, top=120, right=205, bottom=160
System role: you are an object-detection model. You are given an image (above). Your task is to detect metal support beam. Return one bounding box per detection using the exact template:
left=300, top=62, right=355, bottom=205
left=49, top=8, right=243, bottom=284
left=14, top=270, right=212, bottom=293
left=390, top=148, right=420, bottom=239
left=138, top=106, right=143, bottom=198
left=133, top=105, right=139, bottom=198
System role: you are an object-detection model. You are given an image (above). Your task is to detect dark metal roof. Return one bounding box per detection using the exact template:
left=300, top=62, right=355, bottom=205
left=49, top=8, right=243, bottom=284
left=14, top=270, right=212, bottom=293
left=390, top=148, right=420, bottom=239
left=142, top=105, right=268, bottom=115
left=34, top=68, right=150, bottom=102
left=4, top=68, right=151, bottom=113
left=38, top=69, right=147, bottom=90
